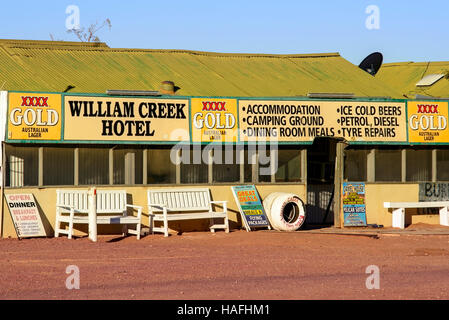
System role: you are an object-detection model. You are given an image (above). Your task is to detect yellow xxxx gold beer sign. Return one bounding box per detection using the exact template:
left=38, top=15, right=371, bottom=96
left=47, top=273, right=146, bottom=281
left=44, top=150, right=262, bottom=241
left=191, top=98, right=238, bottom=142
left=8, top=92, right=62, bottom=140
left=408, top=101, right=449, bottom=143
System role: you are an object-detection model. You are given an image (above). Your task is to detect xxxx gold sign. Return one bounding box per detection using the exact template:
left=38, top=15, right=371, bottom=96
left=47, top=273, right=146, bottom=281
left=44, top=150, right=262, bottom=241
left=8, top=92, right=62, bottom=140
left=408, top=101, right=449, bottom=143
left=239, top=100, right=407, bottom=143
left=63, top=96, right=190, bottom=142
left=191, top=98, right=238, bottom=142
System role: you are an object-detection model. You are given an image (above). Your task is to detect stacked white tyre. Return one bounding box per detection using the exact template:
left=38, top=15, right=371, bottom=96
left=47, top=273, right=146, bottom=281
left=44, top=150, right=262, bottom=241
left=263, top=192, right=306, bottom=231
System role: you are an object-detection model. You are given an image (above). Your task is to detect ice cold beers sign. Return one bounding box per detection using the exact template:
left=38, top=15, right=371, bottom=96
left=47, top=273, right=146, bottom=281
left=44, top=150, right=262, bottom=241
left=238, top=100, right=407, bottom=143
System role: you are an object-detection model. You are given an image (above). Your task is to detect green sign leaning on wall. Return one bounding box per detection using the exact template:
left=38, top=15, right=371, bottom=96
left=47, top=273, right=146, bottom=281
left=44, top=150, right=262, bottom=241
left=231, top=185, right=271, bottom=231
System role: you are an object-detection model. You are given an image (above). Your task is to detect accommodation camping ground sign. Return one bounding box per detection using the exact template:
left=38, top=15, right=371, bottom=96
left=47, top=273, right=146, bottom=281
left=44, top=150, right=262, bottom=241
left=5, top=194, right=46, bottom=238
left=231, top=185, right=271, bottom=231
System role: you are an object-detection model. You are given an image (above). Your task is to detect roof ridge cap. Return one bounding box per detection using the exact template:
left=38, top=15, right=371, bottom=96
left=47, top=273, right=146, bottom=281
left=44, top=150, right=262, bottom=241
left=0, top=39, right=109, bottom=49
left=0, top=39, right=340, bottom=58
left=383, top=61, right=449, bottom=67
left=104, top=48, right=341, bottom=58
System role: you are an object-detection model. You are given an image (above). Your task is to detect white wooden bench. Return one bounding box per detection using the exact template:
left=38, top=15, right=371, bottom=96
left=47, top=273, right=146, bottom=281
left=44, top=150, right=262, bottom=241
left=147, top=188, right=229, bottom=237
left=384, top=201, right=449, bottom=229
left=55, top=189, right=143, bottom=239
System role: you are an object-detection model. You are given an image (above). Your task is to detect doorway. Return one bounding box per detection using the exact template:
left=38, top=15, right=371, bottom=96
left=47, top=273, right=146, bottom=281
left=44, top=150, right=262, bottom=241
left=306, top=138, right=338, bottom=225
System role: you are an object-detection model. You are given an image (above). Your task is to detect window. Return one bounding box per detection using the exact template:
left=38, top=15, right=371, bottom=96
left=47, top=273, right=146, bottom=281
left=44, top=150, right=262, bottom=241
left=5, top=145, right=38, bottom=187
left=180, top=146, right=208, bottom=184
left=147, top=147, right=176, bottom=184
left=4, top=143, right=308, bottom=187
left=437, top=149, right=449, bottom=181
left=275, top=148, right=301, bottom=182
left=43, top=147, right=74, bottom=185
left=213, top=145, right=240, bottom=183
left=375, top=149, right=401, bottom=182
left=79, top=147, right=109, bottom=185
left=406, top=149, right=432, bottom=182
left=258, top=145, right=272, bottom=183
left=344, top=149, right=368, bottom=181
left=113, top=147, right=143, bottom=185
left=244, top=147, right=253, bottom=183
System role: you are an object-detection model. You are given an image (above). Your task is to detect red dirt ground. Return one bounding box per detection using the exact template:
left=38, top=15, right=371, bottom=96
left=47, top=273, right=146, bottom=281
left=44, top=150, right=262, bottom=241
left=1, top=227, right=449, bottom=300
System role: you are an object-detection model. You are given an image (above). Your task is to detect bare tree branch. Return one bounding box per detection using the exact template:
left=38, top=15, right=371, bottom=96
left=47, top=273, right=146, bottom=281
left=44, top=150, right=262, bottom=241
left=66, top=19, right=112, bottom=43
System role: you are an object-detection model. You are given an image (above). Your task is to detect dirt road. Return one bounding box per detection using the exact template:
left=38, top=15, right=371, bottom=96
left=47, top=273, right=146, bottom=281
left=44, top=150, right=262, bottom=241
left=0, top=228, right=448, bottom=300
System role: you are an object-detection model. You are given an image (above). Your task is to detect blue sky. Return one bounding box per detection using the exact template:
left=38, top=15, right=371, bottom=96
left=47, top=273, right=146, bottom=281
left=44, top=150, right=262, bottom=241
left=0, top=1, right=448, bottom=64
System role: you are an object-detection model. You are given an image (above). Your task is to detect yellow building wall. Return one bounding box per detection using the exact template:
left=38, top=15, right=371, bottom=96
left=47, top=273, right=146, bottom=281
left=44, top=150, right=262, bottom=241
left=1, top=184, right=306, bottom=238
left=4, top=182, right=442, bottom=238
left=365, top=183, right=440, bottom=227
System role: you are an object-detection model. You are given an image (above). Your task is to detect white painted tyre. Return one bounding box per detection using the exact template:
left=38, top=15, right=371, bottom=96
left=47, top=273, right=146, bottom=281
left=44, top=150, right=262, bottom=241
left=262, top=192, right=286, bottom=229
left=269, top=193, right=306, bottom=231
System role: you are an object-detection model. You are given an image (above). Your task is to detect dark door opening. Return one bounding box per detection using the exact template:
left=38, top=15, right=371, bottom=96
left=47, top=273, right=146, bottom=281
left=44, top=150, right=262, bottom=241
left=306, top=137, right=338, bottom=225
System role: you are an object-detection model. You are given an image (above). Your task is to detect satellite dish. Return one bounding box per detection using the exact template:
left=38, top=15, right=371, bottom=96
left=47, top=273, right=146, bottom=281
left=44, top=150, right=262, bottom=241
left=358, top=52, right=383, bottom=76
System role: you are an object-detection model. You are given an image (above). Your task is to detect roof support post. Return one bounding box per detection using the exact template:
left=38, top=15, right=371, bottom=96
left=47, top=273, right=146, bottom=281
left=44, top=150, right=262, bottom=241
left=142, top=149, right=148, bottom=185
left=401, top=149, right=406, bottom=183
left=432, top=149, right=437, bottom=182
left=333, top=141, right=346, bottom=228
left=109, top=147, right=114, bottom=185
left=367, top=149, right=376, bottom=183
left=38, top=147, right=43, bottom=187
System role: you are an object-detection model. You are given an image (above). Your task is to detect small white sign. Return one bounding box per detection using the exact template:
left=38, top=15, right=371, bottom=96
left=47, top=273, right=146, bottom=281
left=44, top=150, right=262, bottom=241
left=5, top=193, right=46, bottom=238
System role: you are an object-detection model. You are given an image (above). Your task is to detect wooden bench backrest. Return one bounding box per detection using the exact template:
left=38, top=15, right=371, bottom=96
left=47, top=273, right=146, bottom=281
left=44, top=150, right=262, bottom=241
left=57, top=189, right=127, bottom=213
left=57, top=190, right=89, bottom=212
left=148, top=188, right=211, bottom=212
left=96, top=190, right=127, bottom=213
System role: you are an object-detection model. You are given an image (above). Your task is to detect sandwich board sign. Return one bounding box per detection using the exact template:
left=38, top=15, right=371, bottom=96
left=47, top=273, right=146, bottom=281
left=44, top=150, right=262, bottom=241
left=231, top=185, right=271, bottom=231
left=5, top=193, right=46, bottom=239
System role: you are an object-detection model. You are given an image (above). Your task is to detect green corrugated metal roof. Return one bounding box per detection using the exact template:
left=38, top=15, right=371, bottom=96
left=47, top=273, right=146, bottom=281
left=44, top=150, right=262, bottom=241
left=0, top=39, right=402, bottom=98
left=377, top=61, right=449, bottom=98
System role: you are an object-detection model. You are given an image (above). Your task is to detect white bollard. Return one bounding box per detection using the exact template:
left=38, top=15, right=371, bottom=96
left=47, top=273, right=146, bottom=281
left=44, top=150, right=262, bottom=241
left=88, top=187, right=97, bottom=242
left=440, top=207, right=449, bottom=227
left=392, top=208, right=405, bottom=229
